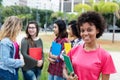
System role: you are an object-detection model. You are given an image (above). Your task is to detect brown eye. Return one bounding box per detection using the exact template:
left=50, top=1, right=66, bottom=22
left=28, top=27, right=36, bottom=29
left=53, top=26, right=57, bottom=28
left=87, top=28, right=92, bottom=32
left=80, top=29, right=84, bottom=33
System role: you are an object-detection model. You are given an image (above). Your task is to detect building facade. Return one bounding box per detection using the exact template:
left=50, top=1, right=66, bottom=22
left=2, top=0, right=60, bottom=12
left=2, top=0, right=27, bottom=6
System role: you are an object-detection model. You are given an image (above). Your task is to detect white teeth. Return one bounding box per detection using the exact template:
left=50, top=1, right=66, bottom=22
left=84, top=36, right=89, bottom=39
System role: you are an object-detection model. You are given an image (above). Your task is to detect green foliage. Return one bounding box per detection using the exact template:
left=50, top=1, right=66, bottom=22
left=39, top=10, right=53, bottom=27
left=89, top=0, right=94, bottom=4
left=102, top=2, right=119, bottom=13
left=92, top=2, right=119, bottom=13
left=40, top=53, right=49, bottom=80
left=0, top=1, right=120, bottom=29
left=51, top=12, right=64, bottom=19
left=51, top=12, right=79, bottom=24
left=51, top=12, right=70, bottom=24
left=103, top=13, right=113, bottom=25
left=18, top=69, right=24, bottom=80
left=0, top=0, right=2, bottom=6
left=0, top=6, right=53, bottom=29
left=92, top=2, right=105, bottom=12
left=92, top=4, right=98, bottom=11
left=92, top=1, right=120, bottom=28
left=66, top=13, right=78, bottom=22
left=74, top=3, right=92, bottom=13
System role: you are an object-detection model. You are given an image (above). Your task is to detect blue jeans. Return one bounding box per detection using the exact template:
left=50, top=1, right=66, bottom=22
left=15, top=68, right=19, bottom=80
left=48, top=74, right=66, bottom=80
left=22, top=68, right=41, bottom=80
left=0, top=69, right=17, bottom=80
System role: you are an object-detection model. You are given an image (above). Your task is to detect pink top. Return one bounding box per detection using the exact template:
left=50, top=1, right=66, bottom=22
left=13, top=42, right=20, bottom=59
left=68, top=44, right=116, bottom=80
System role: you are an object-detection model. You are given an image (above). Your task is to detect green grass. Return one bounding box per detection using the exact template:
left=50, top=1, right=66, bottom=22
left=18, top=53, right=49, bottom=80
left=40, top=53, right=49, bottom=80
left=97, top=39, right=120, bottom=52
left=18, top=69, right=24, bottom=80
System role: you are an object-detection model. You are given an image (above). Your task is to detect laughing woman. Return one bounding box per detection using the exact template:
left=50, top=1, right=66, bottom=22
left=64, top=11, right=116, bottom=80
left=21, top=21, right=44, bottom=80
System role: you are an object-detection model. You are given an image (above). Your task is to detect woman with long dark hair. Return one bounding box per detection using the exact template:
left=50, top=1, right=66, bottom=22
left=21, top=21, right=44, bottom=80
left=48, top=19, right=69, bottom=80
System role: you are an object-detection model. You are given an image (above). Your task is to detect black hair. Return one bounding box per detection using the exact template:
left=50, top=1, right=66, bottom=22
left=68, top=20, right=81, bottom=38
left=54, top=19, right=67, bottom=38
left=77, top=11, right=106, bottom=38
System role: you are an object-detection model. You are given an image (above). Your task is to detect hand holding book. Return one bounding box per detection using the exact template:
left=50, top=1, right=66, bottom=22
left=51, top=41, right=62, bottom=56
left=63, top=54, right=74, bottom=75
left=64, top=43, right=71, bottom=54
left=67, top=72, right=78, bottom=80
left=37, top=60, right=43, bottom=67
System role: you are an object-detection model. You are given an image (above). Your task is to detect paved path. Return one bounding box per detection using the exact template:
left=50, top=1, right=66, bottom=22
left=100, top=32, right=120, bottom=41
left=109, top=51, right=120, bottom=80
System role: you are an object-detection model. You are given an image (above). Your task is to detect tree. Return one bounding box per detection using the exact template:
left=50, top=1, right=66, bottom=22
left=0, top=0, right=2, bottom=6
left=51, top=12, right=64, bottom=20
left=101, top=2, right=119, bottom=13
left=92, top=1, right=119, bottom=26
left=74, top=3, right=92, bottom=13
left=114, top=0, right=120, bottom=20
left=92, top=1, right=105, bottom=13
left=66, top=13, right=78, bottom=22
left=93, top=1, right=119, bottom=43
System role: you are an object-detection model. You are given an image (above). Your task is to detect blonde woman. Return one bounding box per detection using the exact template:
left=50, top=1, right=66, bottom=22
left=0, top=16, right=24, bottom=80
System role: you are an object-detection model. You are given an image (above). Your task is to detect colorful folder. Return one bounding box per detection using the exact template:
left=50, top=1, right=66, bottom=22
left=29, top=48, right=42, bottom=60
left=51, top=41, right=62, bottom=56
left=64, top=43, right=71, bottom=54
left=63, top=54, right=74, bottom=74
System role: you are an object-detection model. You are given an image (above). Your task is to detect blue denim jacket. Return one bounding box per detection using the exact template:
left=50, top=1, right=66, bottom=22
left=0, top=37, right=23, bottom=74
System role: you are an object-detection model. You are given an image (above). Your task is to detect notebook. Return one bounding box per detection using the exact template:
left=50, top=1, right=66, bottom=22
left=63, top=54, right=74, bottom=74
left=64, top=43, right=71, bottom=54
left=51, top=41, right=62, bottom=56
left=29, top=48, right=42, bottom=60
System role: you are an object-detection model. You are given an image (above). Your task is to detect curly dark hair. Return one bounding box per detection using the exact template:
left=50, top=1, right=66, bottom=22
left=77, top=11, right=106, bottom=38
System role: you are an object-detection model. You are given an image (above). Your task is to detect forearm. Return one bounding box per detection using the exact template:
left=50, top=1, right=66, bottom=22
left=102, top=74, right=110, bottom=80
left=49, top=52, right=57, bottom=59
left=63, top=66, right=69, bottom=79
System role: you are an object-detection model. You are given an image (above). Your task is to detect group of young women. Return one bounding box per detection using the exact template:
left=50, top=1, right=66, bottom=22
left=0, top=11, right=116, bottom=80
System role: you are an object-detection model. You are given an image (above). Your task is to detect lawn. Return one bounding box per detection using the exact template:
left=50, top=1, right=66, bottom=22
left=40, top=33, right=120, bottom=52
left=19, top=32, right=120, bottom=80
left=97, top=39, right=120, bottom=52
